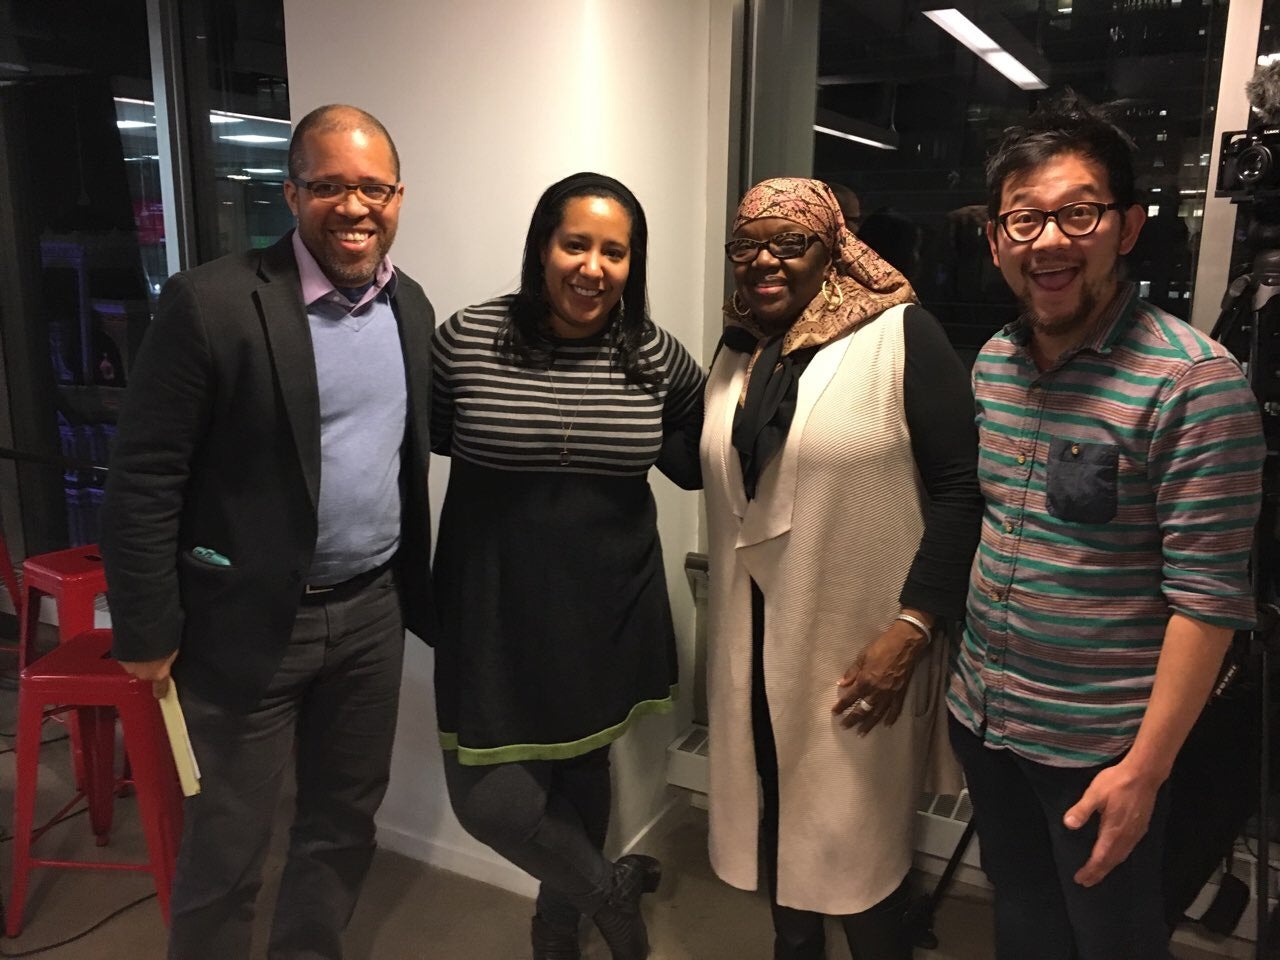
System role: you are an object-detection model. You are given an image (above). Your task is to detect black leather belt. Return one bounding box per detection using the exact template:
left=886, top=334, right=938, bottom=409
left=300, top=560, right=392, bottom=605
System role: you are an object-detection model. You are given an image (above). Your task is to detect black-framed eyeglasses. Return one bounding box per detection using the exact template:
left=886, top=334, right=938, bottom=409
left=996, top=201, right=1123, bottom=243
left=291, top=179, right=400, bottom=206
left=724, top=232, right=821, bottom=264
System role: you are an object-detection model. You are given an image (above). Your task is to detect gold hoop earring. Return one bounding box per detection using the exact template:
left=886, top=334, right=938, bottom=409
left=732, top=292, right=751, bottom=318
left=820, top=278, right=844, bottom=311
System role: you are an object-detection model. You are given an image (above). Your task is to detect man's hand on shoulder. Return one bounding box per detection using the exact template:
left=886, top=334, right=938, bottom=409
left=118, top=651, right=179, bottom=698
left=1063, top=759, right=1162, bottom=887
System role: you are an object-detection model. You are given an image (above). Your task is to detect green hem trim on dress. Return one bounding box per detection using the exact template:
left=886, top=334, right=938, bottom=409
left=438, top=685, right=678, bottom=765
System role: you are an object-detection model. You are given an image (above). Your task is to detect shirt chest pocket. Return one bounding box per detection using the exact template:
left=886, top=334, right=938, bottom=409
left=1046, top=438, right=1118, bottom=524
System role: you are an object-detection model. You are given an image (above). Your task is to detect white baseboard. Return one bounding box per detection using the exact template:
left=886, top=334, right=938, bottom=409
left=619, top=791, right=682, bottom=856
left=376, top=792, right=683, bottom=903
left=376, top=823, right=540, bottom=900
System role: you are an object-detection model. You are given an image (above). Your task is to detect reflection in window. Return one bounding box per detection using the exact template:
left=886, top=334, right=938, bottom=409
left=180, top=1, right=292, bottom=259
left=812, top=0, right=1230, bottom=357
left=0, top=0, right=157, bottom=552
left=0, top=0, right=289, bottom=556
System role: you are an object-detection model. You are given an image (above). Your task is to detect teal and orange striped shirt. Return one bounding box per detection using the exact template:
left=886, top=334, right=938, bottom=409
left=948, top=283, right=1264, bottom=767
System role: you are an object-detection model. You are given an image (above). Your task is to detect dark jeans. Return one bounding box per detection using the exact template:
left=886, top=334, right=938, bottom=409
left=444, top=746, right=614, bottom=921
left=949, top=714, right=1171, bottom=960
left=167, top=568, right=404, bottom=960
left=750, top=582, right=914, bottom=960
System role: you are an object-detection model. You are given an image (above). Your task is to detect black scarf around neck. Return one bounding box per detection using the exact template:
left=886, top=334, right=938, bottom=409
left=723, top=326, right=818, bottom=499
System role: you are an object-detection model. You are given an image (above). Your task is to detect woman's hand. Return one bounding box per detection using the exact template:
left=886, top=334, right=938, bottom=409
left=832, top=613, right=932, bottom=734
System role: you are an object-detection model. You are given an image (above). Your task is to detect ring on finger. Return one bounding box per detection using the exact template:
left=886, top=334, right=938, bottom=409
left=851, top=697, right=873, bottom=714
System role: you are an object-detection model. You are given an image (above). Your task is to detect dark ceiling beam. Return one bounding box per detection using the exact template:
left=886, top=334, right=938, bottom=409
left=818, top=55, right=954, bottom=85
left=825, top=0, right=913, bottom=41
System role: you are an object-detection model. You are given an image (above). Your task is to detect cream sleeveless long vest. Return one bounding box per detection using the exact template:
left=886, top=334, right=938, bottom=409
left=700, top=304, right=951, bottom=915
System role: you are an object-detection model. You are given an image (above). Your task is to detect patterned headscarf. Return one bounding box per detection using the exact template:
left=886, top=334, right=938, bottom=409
left=724, top=178, right=917, bottom=355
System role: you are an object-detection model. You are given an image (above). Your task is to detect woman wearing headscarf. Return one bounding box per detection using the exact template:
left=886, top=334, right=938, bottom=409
left=701, top=178, right=982, bottom=959
left=430, top=172, right=704, bottom=960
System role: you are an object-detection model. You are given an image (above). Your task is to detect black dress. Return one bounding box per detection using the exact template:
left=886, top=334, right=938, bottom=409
left=430, top=296, right=705, bottom=765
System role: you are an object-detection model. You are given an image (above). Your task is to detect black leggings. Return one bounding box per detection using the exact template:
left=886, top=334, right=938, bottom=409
left=444, top=746, right=613, bottom=922
left=750, top=581, right=914, bottom=960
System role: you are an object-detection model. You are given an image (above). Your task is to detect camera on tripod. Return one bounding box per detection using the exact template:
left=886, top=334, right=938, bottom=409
left=1217, top=124, right=1280, bottom=199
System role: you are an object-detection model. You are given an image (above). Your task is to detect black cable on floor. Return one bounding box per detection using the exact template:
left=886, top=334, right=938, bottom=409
left=0, top=735, right=69, bottom=757
left=0, top=803, right=89, bottom=844
left=0, top=690, right=168, bottom=951
left=0, top=800, right=157, bottom=955
left=0, top=892, right=157, bottom=957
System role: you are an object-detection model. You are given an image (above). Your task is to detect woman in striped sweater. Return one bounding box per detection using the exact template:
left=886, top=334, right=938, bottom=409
left=430, top=172, right=704, bottom=960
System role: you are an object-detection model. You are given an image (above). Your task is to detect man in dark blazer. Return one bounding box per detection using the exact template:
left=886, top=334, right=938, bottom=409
left=101, top=104, right=433, bottom=960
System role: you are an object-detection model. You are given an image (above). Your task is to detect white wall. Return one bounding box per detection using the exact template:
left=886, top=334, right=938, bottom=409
left=283, top=0, right=734, bottom=897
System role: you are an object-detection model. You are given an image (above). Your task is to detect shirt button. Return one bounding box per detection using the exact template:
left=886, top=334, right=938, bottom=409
left=1016, top=454, right=1026, bottom=465
left=1071, top=443, right=1081, bottom=456
left=988, top=590, right=1000, bottom=602
left=1003, top=520, right=1015, bottom=533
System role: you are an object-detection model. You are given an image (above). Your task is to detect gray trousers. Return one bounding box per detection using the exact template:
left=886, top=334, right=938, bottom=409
left=444, top=746, right=614, bottom=923
left=167, top=568, right=404, bottom=960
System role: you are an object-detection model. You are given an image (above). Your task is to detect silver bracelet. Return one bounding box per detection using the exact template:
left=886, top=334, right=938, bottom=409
left=895, top=613, right=933, bottom=646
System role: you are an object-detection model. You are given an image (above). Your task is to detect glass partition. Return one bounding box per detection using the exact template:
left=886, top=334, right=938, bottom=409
left=0, top=0, right=289, bottom=557
left=178, top=0, right=292, bottom=260
left=812, top=0, right=1231, bottom=362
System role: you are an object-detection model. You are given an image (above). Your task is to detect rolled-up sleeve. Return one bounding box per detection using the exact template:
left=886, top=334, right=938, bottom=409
left=1149, top=356, right=1264, bottom=628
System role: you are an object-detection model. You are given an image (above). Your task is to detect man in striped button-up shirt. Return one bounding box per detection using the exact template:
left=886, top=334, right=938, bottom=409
left=947, top=95, right=1265, bottom=960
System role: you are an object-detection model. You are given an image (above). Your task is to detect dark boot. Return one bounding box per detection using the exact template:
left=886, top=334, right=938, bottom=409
left=531, top=913, right=582, bottom=960
left=590, top=854, right=661, bottom=960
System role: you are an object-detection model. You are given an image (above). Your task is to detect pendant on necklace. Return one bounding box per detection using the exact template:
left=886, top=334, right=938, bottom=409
left=560, top=449, right=572, bottom=466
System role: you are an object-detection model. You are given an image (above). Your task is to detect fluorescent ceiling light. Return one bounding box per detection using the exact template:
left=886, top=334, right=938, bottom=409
left=813, top=109, right=899, bottom=150
left=220, top=134, right=288, bottom=144
left=814, top=125, right=898, bottom=150
left=211, top=108, right=290, bottom=126
left=923, top=7, right=1048, bottom=90
left=114, top=99, right=290, bottom=126
left=243, top=167, right=283, bottom=174
left=984, top=51, right=1044, bottom=90
left=227, top=174, right=251, bottom=180
left=116, top=119, right=155, bottom=129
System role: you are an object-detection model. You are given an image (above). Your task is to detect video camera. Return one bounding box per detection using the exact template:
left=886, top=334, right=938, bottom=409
left=1217, top=124, right=1280, bottom=199
left=1216, top=58, right=1280, bottom=203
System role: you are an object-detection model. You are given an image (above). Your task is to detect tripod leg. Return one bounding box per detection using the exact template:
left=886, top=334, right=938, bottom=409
left=1257, top=638, right=1272, bottom=960
left=904, top=819, right=977, bottom=949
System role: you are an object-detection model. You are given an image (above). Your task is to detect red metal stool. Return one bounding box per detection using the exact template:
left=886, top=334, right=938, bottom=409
left=19, top=545, right=109, bottom=790
left=19, top=545, right=107, bottom=669
left=7, top=629, right=183, bottom=938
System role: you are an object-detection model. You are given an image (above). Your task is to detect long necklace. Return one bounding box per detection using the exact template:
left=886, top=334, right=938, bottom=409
left=545, top=342, right=608, bottom=466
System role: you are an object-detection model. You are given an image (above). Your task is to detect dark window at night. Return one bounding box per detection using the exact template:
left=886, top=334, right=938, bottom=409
left=813, top=0, right=1230, bottom=363
left=0, top=0, right=289, bottom=558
